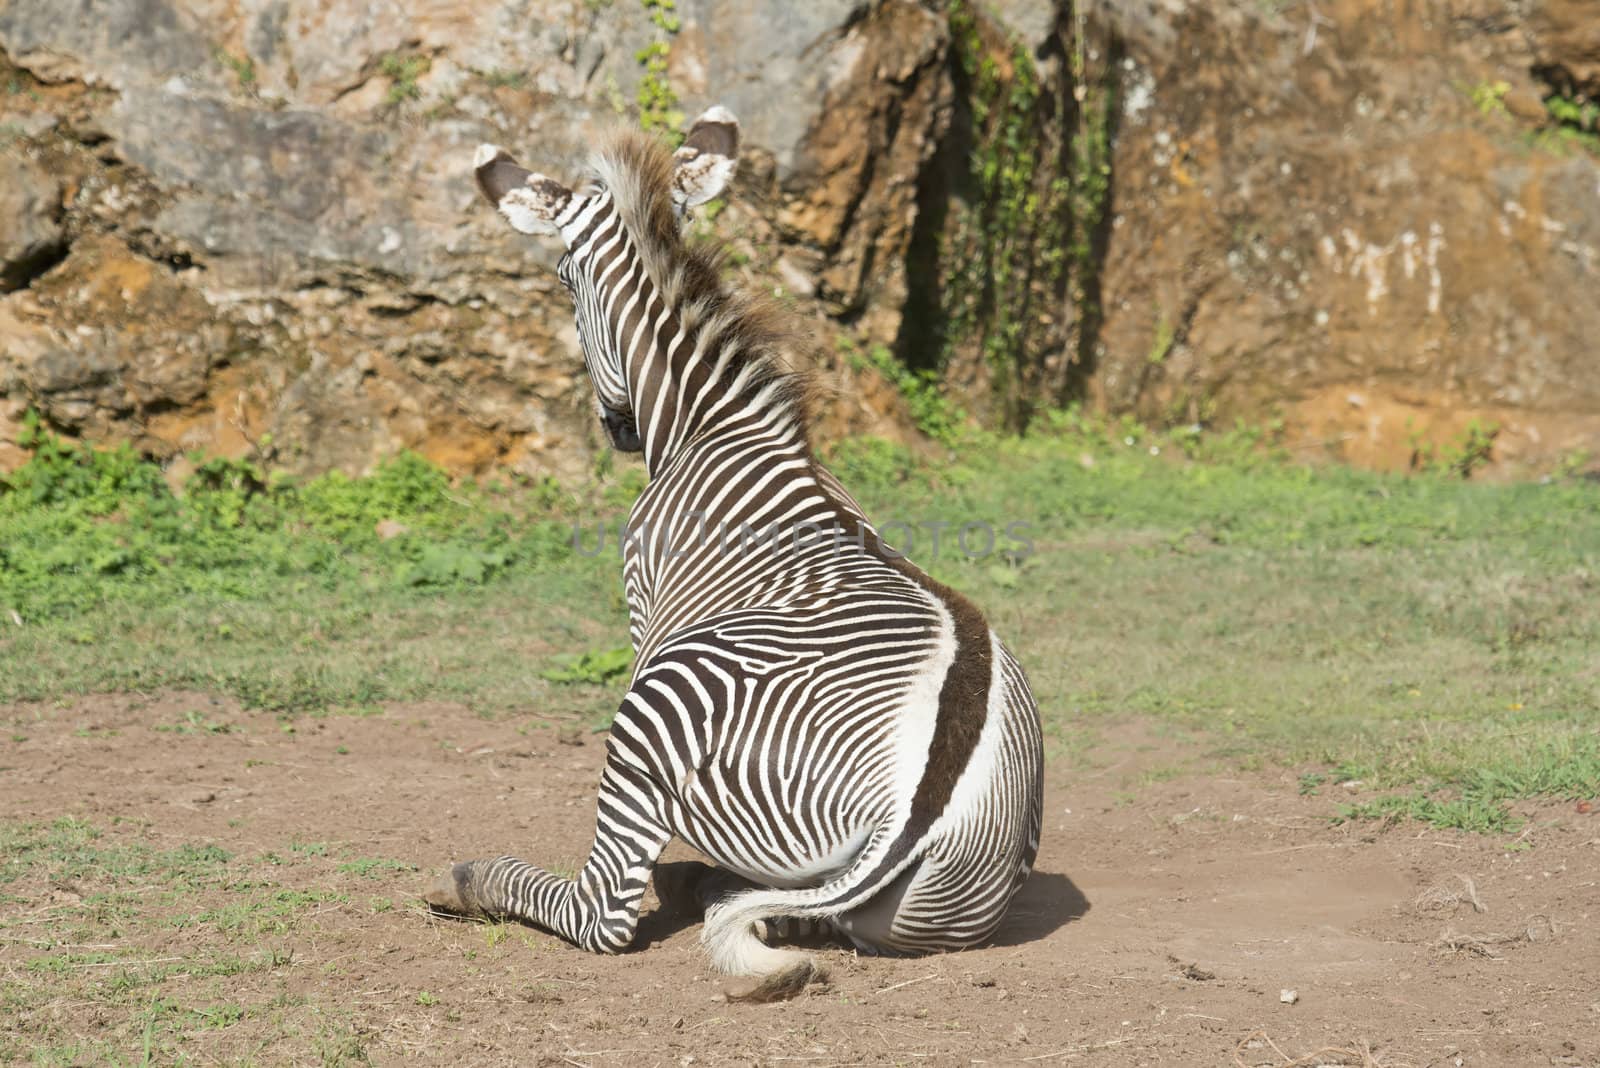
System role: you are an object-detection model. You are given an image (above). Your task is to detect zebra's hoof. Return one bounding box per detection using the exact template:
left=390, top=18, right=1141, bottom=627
left=422, top=861, right=484, bottom=919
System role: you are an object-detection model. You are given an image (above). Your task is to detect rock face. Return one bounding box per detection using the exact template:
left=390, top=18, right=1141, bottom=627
left=1090, top=0, right=1600, bottom=473
left=1, top=0, right=1597, bottom=480
left=0, top=154, right=65, bottom=294
left=0, top=0, right=931, bottom=479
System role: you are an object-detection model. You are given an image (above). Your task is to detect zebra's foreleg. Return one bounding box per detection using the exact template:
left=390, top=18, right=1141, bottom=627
left=423, top=761, right=670, bottom=955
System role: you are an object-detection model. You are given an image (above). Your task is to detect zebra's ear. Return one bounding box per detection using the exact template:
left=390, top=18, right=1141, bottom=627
left=474, top=144, right=573, bottom=236
left=672, top=106, right=739, bottom=215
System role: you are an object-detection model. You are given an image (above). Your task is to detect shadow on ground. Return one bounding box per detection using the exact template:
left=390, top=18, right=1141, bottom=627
left=629, top=863, right=1089, bottom=952
left=989, top=869, right=1090, bottom=946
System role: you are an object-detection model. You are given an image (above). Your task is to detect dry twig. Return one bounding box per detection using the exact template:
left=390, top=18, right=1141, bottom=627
left=1435, top=913, right=1556, bottom=959
left=1414, top=874, right=1486, bottom=915
left=1233, top=1029, right=1396, bottom=1068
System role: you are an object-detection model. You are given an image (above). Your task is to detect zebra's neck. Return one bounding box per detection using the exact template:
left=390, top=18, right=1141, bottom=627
left=562, top=196, right=806, bottom=475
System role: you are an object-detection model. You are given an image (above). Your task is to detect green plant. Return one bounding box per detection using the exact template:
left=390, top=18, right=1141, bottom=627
left=1553, top=447, right=1593, bottom=480
left=635, top=0, right=683, bottom=139
left=1336, top=734, right=1600, bottom=832
left=938, top=1, right=1116, bottom=430
left=1408, top=419, right=1499, bottom=479
left=0, top=418, right=585, bottom=635
left=3, top=410, right=165, bottom=511
left=380, top=52, right=430, bottom=105
left=600, top=72, right=629, bottom=116
left=337, top=857, right=417, bottom=878
left=540, top=645, right=634, bottom=685
left=821, top=437, right=917, bottom=498
left=479, top=68, right=525, bottom=89
left=1147, top=315, right=1175, bottom=366
left=0, top=818, right=233, bottom=887
left=398, top=542, right=510, bottom=587
left=1539, top=90, right=1600, bottom=155
left=687, top=195, right=727, bottom=242
left=216, top=50, right=256, bottom=92
left=849, top=342, right=967, bottom=444
left=1544, top=94, right=1597, bottom=131
left=153, top=710, right=232, bottom=735
left=1469, top=79, right=1510, bottom=117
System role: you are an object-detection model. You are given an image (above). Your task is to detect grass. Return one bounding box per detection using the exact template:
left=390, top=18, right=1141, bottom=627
left=0, top=816, right=307, bottom=1063
left=0, top=813, right=417, bottom=1064
left=0, top=817, right=232, bottom=887
left=337, top=857, right=418, bottom=879
left=2, top=410, right=1598, bottom=840
left=844, top=339, right=967, bottom=444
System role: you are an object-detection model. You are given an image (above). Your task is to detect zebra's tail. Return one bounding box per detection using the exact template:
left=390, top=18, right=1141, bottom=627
left=701, top=829, right=925, bottom=1001
left=702, top=923, right=824, bottom=1002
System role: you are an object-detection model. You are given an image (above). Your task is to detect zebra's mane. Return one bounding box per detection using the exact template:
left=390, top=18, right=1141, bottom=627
left=588, top=129, right=817, bottom=439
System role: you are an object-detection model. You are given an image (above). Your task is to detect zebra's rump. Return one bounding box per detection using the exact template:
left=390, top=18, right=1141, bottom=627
left=605, top=586, right=1039, bottom=902
left=880, top=639, right=1043, bottom=948
left=606, top=592, right=931, bottom=878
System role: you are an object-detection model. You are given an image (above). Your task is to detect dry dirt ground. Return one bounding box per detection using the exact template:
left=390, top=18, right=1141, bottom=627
left=3, top=693, right=1598, bottom=1067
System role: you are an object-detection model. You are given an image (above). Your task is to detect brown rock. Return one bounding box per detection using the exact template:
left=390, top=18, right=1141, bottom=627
left=1089, top=0, right=1600, bottom=474
left=1, top=0, right=1595, bottom=482
left=1529, top=0, right=1600, bottom=89
left=0, top=151, right=64, bottom=292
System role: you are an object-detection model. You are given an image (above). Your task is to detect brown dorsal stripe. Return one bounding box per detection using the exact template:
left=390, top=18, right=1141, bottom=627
left=810, top=469, right=993, bottom=874
left=903, top=571, right=992, bottom=832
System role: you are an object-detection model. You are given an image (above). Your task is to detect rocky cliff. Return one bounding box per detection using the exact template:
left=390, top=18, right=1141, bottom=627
left=1, top=0, right=1596, bottom=480
left=1091, top=0, right=1600, bottom=474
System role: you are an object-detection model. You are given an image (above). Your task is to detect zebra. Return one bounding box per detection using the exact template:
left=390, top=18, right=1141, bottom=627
left=424, top=106, right=1044, bottom=1001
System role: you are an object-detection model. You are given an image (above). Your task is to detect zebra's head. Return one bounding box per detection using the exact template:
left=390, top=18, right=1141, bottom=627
left=473, top=108, right=741, bottom=454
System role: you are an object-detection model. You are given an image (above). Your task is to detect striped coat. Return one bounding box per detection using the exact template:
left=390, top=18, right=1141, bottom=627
left=425, top=108, right=1043, bottom=1001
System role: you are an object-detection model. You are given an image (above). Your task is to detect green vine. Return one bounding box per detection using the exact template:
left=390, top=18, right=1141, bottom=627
left=936, top=1, right=1116, bottom=431
left=1067, top=9, right=1115, bottom=312
left=636, top=0, right=684, bottom=143
left=1540, top=89, right=1600, bottom=155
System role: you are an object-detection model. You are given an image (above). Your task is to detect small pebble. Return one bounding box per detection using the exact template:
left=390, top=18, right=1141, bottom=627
left=1280, top=989, right=1299, bottom=1004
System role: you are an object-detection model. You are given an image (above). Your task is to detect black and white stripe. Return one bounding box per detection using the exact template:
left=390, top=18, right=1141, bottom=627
left=434, top=113, right=1043, bottom=997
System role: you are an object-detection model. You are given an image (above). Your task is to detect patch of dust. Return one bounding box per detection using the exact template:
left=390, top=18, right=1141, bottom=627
left=0, top=694, right=1596, bottom=1065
